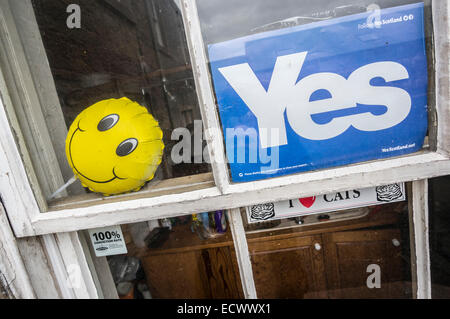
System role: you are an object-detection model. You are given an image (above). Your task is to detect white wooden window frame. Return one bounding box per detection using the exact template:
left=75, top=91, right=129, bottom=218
left=0, top=0, right=444, bottom=299
left=0, top=0, right=445, bottom=236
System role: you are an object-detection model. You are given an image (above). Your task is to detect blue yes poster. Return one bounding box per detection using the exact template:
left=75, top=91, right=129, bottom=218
left=208, top=3, right=428, bottom=183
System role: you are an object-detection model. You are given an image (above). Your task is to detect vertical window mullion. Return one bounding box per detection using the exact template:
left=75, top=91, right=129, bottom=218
left=180, top=0, right=230, bottom=192
left=227, top=208, right=258, bottom=299
left=409, top=179, right=432, bottom=299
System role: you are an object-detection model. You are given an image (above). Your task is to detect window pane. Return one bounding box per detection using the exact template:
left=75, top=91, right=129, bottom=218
left=29, top=0, right=212, bottom=202
left=196, top=0, right=434, bottom=184
left=197, top=0, right=429, bottom=44
left=242, top=183, right=413, bottom=298
left=429, top=176, right=450, bottom=299
left=88, top=212, right=243, bottom=299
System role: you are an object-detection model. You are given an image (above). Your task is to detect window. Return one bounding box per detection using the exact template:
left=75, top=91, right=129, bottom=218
left=242, top=185, right=413, bottom=298
left=0, top=0, right=447, bottom=236
left=32, top=0, right=212, bottom=199
left=429, top=175, right=450, bottom=298
left=0, top=0, right=448, bottom=299
left=102, top=213, right=244, bottom=299
left=197, top=0, right=436, bottom=182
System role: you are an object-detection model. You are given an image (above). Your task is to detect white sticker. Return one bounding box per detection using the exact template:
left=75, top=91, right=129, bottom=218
left=246, top=183, right=406, bottom=223
left=88, top=225, right=127, bottom=257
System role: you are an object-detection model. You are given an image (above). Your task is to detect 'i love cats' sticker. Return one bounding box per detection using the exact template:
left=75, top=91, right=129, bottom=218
left=299, top=197, right=316, bottom=208
left=246, top=183, right=405, bottom=223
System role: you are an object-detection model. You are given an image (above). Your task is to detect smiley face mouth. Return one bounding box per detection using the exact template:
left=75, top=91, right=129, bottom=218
left=68, top=122, right=126, bottom=184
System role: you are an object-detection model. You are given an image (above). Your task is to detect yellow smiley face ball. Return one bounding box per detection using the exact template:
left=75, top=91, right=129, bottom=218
left=66, top=97, right=164, bottom=196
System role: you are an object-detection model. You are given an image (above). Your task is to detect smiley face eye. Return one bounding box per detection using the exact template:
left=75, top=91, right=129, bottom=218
left=116, top=138, right=138, bottom=157
left=98, top=114, right=119, bottom=131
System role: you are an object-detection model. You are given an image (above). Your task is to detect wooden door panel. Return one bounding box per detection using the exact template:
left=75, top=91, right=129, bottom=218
left=248, top=236, right=327, bottom=298
left=203, top=247, right=243, bottom=299
left=323, top=228, right=411, bottom=298
left=142, top=246, right=243, bottom=299
left=142, top=251, right=210, bottom=298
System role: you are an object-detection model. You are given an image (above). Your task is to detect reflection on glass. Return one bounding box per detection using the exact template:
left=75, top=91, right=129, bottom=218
left=31, top=0, right=211, bottom=198
left=107, top=212, right=243, bottom=299
left=429, top=176, right=450, bottom=299
left=197, top=0, right=432, bottom=184
left=242, top=198, right=413, bottom=298
left=197, top=0, right=429, bottom=44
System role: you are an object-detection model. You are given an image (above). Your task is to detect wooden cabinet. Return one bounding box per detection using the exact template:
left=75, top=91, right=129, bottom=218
left=142, top=250, right=209, bottom=298
left=141, top=246, right=243, bottom=299
left=323, top=229, right=410, bottom=298
left=133, top=208, right=411, bottom=299
left=248, top=235, right=327, bottom=298
left=246, top=208, right=411, bottom=299
left=247, top=227, right=410, bottom=299
left=128, top=223, right=244, bottom=299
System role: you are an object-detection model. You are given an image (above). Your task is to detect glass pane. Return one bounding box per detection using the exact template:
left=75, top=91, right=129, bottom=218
left=197, top=0, right=430, bottom=44
left=243, top=183, right=413, bottom=298
left=29, top=0, right=212, bottom=202
left=87, top=212, right=243, bottom=299
left=429, top=176, right=450, bottom=299
left=196, top=0, right=434, bottom=184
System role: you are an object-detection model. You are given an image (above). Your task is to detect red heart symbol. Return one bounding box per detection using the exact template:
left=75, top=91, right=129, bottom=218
left=299, top=196, right=316, bottom=208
